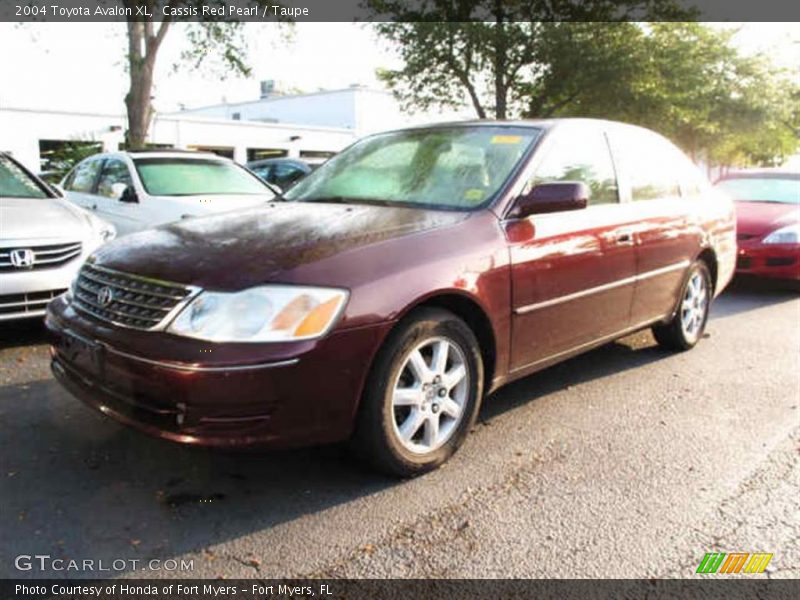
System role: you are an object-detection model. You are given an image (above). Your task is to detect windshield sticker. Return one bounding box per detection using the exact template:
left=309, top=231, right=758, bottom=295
left=491, top=135, right=523, bottom=145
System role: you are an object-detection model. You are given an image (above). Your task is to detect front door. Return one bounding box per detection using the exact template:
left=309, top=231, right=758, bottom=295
left=507, top=124, right=637, bottom=373
left=94, top=158, right=141, bottom=236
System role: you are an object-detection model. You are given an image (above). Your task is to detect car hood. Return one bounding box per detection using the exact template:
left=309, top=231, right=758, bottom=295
left=735, top=201, right=799, bottom=238
left=92, top=202, right=468, bottom=289
left=0, top=197, right=91, bottom=241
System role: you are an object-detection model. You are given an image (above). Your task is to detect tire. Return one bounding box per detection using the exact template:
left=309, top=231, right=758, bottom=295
left=652, top=260, right=712, bottom=351
left=351, top=307, right=484, bottom=477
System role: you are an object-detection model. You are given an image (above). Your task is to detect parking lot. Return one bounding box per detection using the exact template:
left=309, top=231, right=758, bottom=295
left=1, top=278, right=798, bottom=579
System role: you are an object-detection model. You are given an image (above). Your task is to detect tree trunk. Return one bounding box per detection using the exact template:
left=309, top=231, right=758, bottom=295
left=124, top=14, right=170, bottom=149
left=492, top=1, right=507, bottom=119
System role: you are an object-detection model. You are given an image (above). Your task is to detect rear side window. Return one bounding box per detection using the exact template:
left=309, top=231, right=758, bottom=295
left=612, top=127, right=683, bottom=201
left=67, top=159, right=102, bottom=193
left=529, top=128, right=619, bottom=205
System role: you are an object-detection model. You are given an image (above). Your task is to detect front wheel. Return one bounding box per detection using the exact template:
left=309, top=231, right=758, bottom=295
left=351, top=308, right=483, bottom=477
left=652, top=260, right=712, bottom=351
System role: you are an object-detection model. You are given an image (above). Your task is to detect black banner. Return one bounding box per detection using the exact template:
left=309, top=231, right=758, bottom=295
left=3, top=0, right=800, bottom=23
left=3, top=579, right=800, bottom=600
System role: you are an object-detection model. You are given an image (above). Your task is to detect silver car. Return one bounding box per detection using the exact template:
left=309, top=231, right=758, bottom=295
left=0, top=152, right=115, bottom=322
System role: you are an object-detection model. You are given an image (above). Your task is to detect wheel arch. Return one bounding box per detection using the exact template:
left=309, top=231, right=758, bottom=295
left=389, top=290, right=498, bottom=397
left=696, top=246, right=719, bottom=294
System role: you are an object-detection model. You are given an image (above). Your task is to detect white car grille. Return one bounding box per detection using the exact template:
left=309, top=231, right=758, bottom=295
left=0, top=289, right=66, bottom=320
left=0, top=241, right=83, bottom=272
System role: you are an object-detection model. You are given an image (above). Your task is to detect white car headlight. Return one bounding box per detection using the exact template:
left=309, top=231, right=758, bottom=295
left=763, top=223, right=799, bottom=245
left=86, top=211, right=116, bottom=243
left=168, top=286, right=349, bottom=343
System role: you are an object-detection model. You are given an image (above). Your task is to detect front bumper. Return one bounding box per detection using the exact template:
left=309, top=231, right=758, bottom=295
left=46, top=296, right=392, bottom=449
left=735, top=242, right=800, bottom=280
left=0, top=244, right=90, bottom=322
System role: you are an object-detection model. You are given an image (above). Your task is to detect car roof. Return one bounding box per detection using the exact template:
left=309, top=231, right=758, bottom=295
left=90, top=150, right=226, bottom=161
left=368, top=117, right=652, bottom=138
left=718, top=168, right=800, bottom=181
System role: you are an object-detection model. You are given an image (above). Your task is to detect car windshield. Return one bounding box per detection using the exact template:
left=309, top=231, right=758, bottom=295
left=716, top=176, right=799, bottom=204
left=0, top=155, right=49, bottom=199
left=284, top=126, right=540, bottom=210
left=133, top=158, right=273, bottom=197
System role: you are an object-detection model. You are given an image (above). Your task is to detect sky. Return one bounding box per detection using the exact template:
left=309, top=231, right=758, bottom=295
left=0, top=22, right=797, bottom=116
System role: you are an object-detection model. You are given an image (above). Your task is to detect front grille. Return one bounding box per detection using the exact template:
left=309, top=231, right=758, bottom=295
left=0, top=289, right=66, bottom=318
left=72, top=263, right=194, bottom=330
left=0, top=242, right=82, bottom=272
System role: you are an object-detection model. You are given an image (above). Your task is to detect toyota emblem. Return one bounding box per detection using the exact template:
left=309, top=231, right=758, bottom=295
left=9, top=248, right=35, bottom=269
left=97, top=286, right=114, bottom=307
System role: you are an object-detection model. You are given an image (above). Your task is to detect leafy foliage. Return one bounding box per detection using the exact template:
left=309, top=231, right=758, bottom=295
left=370, top=3, right=799, bottom=166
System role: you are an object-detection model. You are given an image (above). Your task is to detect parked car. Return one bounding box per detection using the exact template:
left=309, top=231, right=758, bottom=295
left=714, top=169, right=799, bottom=280
left=0, top=152, right=115, bottom=322
left=46, top=119, right=735, bottom=476
left=61, top=150, right=279, bottom=236
left=246, top=158, right=317, bottom=190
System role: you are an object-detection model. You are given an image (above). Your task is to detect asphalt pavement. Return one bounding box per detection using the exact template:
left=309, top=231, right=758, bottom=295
left=1, top=278, right=798, bottom=579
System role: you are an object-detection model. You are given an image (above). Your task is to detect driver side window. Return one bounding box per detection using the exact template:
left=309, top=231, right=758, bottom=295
left=530, top=129, right=619, bottom=206
left=96, top=159, right=133, bottom=198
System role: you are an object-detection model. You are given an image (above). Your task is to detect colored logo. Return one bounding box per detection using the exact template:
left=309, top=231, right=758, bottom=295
left=696, top=552, right=773, bottom=574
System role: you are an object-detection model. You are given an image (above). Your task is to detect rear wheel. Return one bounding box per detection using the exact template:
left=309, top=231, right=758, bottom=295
left=352, top=308, right=483, bottom=477
left=652, top=261, right=712, bottom=351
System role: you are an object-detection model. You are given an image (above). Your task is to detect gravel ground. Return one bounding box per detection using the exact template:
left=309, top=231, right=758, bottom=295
left=0, top=278, right=797, bottom=579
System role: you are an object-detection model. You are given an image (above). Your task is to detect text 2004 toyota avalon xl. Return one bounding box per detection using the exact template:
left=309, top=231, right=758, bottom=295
left=47, top=119, right=736, bottom=476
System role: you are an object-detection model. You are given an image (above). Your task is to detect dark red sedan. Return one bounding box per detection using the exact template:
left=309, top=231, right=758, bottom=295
left=46, top=119, right=736, bottom=476
left=715, top=169, right=800, bottom=280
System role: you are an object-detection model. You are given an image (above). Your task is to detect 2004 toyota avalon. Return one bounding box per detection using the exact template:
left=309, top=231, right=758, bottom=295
left=0, top=152, right=115, bottom=322
left=46, top=120, right=736, bottom=476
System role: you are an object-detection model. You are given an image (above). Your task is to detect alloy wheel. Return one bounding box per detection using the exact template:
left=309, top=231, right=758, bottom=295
left=390, top=336, right=470, bottom=454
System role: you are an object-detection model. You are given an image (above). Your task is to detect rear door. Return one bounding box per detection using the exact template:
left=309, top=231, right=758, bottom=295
left=607, top=126, right=700, bottom=324
left=508, top=123, right=637, bottom=373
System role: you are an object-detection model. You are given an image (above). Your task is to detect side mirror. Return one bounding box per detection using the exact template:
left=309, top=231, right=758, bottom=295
left=118, top=185, right=139, bottom=203
left=509, top=182, right=590, bottom=218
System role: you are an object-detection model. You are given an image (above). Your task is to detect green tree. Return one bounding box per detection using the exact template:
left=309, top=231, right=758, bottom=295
left=369, top=1, right=690, bottom=119
left=373, top=12, right=798, bottom=166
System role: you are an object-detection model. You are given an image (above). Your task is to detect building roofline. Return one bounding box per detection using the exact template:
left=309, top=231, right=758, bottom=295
left=179, top=86, right=391, bottom=113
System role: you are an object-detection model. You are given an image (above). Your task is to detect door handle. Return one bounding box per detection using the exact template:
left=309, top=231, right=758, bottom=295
left=615, top=231, right=634, bottom=245
left=90, top=204, right=97, bottom=211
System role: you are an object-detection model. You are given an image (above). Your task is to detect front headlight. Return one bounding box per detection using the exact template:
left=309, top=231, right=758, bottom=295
left=86, top=212, right=116, bottom=243
left=168, top=286, right=349, bottom=343
left=763, top=223, right=799, bottom=245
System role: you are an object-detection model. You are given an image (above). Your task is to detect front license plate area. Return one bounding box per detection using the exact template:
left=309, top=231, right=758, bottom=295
left=57, top=329, right=105, bottom=381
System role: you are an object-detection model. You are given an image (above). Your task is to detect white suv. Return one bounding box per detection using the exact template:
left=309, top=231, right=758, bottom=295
left=61, top=150, right=279, bottom=236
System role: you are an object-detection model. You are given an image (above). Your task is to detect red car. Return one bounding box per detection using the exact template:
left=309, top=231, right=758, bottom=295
left=714, top=169, right=800, bottom=280
left=46, top=119, right=736, bottom=476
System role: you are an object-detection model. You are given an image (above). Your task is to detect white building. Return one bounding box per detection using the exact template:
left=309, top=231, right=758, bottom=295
left=0, top=105, right=356, bottom=173
left=1, top=83, right=466, bottom=173
left=178, top=83, right=413, bottom=137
